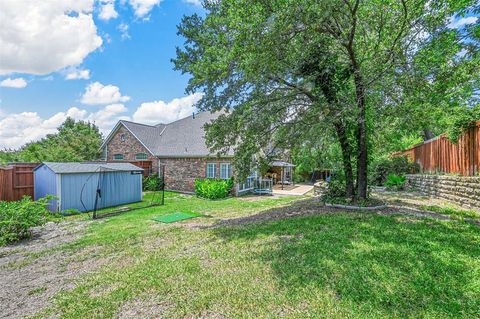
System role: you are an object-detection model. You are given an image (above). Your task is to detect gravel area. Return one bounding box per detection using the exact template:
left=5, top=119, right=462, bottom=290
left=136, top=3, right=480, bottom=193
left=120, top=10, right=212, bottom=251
left=0, top=220, right=104, bottom=319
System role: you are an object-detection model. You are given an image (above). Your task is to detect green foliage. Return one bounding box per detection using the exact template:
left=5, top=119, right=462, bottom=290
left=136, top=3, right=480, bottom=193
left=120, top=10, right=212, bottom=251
left=143, top=174, right=164, bottom=191
left=370, top=156, right=418, bottom=186
left=0, top=117, right=103, bottom=163
left=384, top=174, right=407, bottom=191
left=446, top=104, right=480, bottom=142
left=194, top=178, right=234, bottom=200
left=0, top=196, right=57, bottom=246
left=324, top=178, right=347, bottom=199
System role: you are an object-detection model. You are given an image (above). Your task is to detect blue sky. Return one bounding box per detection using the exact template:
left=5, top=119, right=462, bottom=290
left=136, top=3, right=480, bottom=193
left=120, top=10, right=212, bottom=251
left=0, top=0, right=204, bottom=149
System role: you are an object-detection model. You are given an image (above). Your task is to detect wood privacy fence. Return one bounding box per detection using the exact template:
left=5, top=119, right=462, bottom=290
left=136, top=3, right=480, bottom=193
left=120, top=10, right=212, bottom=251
left=0, top=163, right=37, bottom=201
left=396, top=121, right=480, bottom=176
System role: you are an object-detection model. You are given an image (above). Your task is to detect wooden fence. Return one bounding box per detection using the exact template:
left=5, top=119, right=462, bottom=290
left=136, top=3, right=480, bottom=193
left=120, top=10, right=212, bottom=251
left=396, top=121, right=480, bottom=176
left=0, top=163, right=38, bottom=201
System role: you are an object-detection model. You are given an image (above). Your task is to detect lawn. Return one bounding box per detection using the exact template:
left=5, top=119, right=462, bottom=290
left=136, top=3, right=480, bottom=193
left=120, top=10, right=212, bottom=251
left=3, top=192, right=480, bottom=319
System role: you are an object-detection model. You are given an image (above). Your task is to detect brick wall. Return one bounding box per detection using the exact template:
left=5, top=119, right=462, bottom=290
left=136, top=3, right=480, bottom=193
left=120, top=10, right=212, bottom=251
left=106, top=124, right=234, bottom=193
left=159, top=158, right=233, bottom=193
left=106, top=125, right=159, bottom=174
left=406, top=174, right=480, bottom=209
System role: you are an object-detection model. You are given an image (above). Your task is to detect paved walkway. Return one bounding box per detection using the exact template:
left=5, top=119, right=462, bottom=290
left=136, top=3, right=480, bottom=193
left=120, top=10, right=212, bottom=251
left=272, top=183, right=313, bottom=196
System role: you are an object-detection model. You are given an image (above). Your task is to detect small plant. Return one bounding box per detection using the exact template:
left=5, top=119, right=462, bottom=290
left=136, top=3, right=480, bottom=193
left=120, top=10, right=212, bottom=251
left=0, top=195, right=57, bottom=246
left=61, top=208, right=82, bottom=216
left=384, top=174, right=406, bottom=191
left=194, top=178, right=234, bottom=200
left=143, top=174, right=164, bottom=191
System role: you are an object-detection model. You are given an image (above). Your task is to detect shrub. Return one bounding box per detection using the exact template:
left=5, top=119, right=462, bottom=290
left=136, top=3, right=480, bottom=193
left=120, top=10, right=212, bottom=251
left=324, top=178, right=346, bottom=199
left=371, top=156, right=418, bottom=186
left=194, top=178, right=234, bottom=199
left=143, top=174, right=164, bottom=191
left=384, top=174, right=406, bottom=191
left=0, top=196, right=56, bottom=246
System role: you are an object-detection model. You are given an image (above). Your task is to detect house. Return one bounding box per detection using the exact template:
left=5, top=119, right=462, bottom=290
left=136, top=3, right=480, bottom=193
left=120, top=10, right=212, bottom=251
left=34, top=162, right=143, bottom=212
left=101, top=111, right=247, bottom=194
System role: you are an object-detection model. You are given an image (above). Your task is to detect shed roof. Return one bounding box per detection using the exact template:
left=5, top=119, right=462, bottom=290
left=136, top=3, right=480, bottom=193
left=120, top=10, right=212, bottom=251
left=36, top=162, right=143, bottom=174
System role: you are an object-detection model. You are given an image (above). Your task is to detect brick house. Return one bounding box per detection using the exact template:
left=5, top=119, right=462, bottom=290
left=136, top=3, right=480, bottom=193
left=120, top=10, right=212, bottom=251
left=101, top=111, right=252, bottom=194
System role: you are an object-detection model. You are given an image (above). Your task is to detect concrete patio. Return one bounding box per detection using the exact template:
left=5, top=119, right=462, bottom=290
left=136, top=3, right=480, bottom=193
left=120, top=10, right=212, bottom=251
left=272, top=183, right=314, bottom=196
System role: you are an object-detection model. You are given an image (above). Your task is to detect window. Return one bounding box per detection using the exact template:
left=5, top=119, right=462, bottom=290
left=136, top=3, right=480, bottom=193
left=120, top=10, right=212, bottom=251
left=113, top=154, right=124, bottom=160
left=120, top=133, right=126, bottom=141
left=206, top=163, right=216, bottom=178
left=220, top=163, right=232, bottom=179
left=135, top=153, right=148, bottom=160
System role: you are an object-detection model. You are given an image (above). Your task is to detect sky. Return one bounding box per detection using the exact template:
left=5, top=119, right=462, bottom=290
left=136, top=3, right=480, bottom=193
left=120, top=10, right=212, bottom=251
left=0, top=1, right=478, bottom=150
left=0, top=0, right=204, bottom=149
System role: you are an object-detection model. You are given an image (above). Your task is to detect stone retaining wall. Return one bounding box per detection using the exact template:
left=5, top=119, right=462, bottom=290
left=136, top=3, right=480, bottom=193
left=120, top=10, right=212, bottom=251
left=406, top=174, right=480, bottom=209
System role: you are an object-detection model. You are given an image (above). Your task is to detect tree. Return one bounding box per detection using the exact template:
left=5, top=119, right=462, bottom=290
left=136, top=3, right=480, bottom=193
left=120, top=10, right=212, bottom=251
left=174, top=0, right=478, bottom=199
left=0, top=118, right=103, bottom=163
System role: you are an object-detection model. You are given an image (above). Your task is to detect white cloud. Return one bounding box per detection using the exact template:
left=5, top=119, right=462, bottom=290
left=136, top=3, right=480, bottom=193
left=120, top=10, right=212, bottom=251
left=0, top=105, right=129, bottom=149
left=0, top=77, right=27, bottom=88
left=128, top=0, right=162, bottom=18
left=132, top=93, right=203, bottom=125
left=448, top=16, right=478, bottom=29
left=118, top=23, right=131, bottom=40
left=81, top=82, right=130, bottom=105
left=98, top=0, right=118, bottom=21
left=65, top=68, right=91, bottom=80
left=0, top=1, right=103, bottom=75
left=183, top=0, right=202, bottom=6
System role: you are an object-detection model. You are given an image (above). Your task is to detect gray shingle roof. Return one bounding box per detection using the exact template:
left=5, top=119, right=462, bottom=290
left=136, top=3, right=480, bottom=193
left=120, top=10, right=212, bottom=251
left=37, top=162, right=143, bottom=174
left=117, top=111, right=234, bottom=157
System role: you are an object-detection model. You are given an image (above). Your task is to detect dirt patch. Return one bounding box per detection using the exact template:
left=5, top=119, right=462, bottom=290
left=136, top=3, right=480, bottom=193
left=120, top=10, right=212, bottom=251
left=116, top=295, right=173, bottom=319
left=212, top=197, right=478, bottom=228
left=213, top=198, right=338, bottom=227
left=0, top=220, right=114, bottom=319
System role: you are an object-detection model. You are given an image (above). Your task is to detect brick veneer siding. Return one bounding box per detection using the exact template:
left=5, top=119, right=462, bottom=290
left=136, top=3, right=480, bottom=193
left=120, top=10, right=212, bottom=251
left=106, top=125, right=159, bottom=174
left=159, top=158, right=233, bottom=193
left=406, top=174, right=480, bottom=209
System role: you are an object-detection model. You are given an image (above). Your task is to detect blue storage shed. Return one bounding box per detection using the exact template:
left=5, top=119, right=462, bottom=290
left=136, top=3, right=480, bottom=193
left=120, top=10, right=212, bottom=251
left=34, top=162, right=143, bottom=212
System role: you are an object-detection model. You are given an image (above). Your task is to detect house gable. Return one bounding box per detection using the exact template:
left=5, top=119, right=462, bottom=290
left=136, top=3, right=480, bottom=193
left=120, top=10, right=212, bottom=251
left=105, top=125, right=158, bottom=172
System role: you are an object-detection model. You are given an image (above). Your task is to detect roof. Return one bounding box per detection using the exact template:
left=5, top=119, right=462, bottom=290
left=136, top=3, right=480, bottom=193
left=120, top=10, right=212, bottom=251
left=270, top=160, right=295, bottom=167
left=104, top=111, right=234, bottom=158
left=36, top=162, right=143, bottom=174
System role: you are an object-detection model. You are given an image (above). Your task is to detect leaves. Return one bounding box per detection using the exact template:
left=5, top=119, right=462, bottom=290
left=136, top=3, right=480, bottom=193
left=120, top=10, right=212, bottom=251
left=0, top=118, right=103, bottom=164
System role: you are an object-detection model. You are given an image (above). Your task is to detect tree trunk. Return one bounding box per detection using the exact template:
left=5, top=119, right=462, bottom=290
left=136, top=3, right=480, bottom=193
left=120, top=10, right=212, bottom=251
left=334, top=121, right=355, bottom=198
left=423, top=128, right=435, bottom=141
left=352, top=67, right=368, bottom=199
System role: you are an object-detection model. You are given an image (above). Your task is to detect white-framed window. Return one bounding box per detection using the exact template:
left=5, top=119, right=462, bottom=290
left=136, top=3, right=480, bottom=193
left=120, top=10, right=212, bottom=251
left=135, top=153, right=148, bottom=160
left=220, top=163, right=232, bottom=179
left=206, top=163, right=216, bottom=178
left=120, top=133, right=126, bottom=141
left=113, top=154, right=124, bottom=160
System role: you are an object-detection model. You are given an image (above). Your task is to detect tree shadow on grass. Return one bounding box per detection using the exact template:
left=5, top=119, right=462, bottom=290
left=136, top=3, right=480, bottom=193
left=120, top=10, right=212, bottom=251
left=213, top=204, right=480, bottom=318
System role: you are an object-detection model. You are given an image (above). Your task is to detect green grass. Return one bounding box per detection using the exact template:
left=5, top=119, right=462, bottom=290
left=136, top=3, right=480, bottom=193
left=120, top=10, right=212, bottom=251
left=420, top=204, right=480, bottom=221
left=31, top=192, right=480, bottom=318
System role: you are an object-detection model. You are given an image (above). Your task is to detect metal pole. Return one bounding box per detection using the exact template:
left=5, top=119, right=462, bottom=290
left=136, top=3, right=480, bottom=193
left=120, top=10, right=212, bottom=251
left=281, top=166, right=284, bottom=190
left=161, top=164, right=165, bottom=206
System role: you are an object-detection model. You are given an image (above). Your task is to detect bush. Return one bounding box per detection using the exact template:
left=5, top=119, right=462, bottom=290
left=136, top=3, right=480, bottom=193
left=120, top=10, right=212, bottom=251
left=384, top=174, right=406, bottom=191
left=371, top=156, right=418, bottom=186
left=143, top=174, right=164, bottom=191
left=0, top=196, right=56, bottom=246
left=194, top=178, right=234, bottom=199
left=324, top=178, right=346, bottom=199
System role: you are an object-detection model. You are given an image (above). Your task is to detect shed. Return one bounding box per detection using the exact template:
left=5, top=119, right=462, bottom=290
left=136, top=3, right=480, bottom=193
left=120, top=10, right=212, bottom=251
left=34, top=162, right=143, bottom=212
